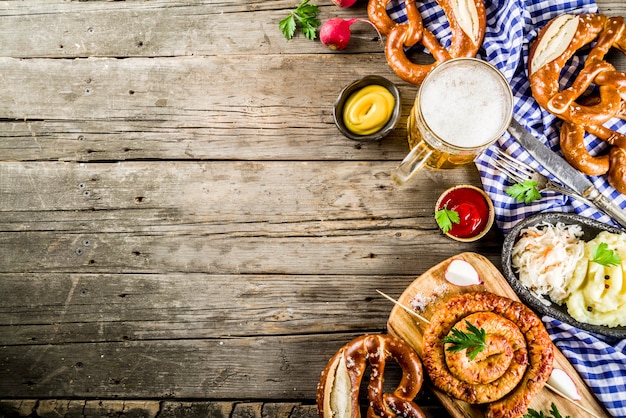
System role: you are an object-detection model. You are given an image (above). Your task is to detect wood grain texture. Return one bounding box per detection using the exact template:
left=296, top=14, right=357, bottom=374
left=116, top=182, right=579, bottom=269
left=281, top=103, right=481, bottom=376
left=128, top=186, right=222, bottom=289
left=0, top=54, right=416, bottom=163
left=1, top=0, right=625, bottom=416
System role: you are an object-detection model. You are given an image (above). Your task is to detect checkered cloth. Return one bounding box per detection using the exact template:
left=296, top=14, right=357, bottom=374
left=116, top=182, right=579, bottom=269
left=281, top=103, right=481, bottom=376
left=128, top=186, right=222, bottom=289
left=386, top=0, right=626, bottom=416
left=545, top=317, right=626, bottom=417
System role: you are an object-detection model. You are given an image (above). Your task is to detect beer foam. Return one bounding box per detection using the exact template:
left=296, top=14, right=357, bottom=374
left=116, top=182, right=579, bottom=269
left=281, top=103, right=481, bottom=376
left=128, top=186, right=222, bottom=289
left=420, top=61, right=511, bottom=148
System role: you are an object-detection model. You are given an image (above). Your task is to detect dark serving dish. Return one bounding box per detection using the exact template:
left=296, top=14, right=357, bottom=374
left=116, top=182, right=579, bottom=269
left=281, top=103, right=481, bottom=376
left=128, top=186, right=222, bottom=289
left=502, top=212, right=626, bottom=339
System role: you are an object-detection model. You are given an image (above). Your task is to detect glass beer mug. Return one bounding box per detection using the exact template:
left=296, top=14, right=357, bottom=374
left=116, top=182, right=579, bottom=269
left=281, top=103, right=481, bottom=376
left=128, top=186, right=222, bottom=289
left=392, top=58, right=513, bottom=186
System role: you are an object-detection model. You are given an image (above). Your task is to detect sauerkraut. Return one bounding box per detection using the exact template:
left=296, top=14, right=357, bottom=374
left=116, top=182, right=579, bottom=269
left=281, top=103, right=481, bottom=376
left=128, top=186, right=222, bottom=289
left=511, top=222, right=585, bottom=305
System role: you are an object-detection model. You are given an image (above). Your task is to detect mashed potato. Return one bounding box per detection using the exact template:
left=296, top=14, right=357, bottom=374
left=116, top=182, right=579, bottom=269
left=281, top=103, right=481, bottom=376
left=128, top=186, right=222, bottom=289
left=566, top=231, right=626, bottom=327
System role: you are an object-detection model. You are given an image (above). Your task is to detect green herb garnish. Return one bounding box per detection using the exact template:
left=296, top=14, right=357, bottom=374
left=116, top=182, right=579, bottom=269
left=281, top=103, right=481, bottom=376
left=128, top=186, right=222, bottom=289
left=592, top=242, right=622, bottom=266
left=441, top=320, right=487, bottom=361
left=435, top=207, right=460, bottom=234
left=505, top=180, right=542, bottom=204
left=523, top=402, right=569, bottom=418
left=279, top=0, right=321, bottom=40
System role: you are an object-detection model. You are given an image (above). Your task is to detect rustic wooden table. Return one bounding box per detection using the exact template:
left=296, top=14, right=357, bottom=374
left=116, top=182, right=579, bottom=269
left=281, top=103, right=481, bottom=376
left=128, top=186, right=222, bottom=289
left=1, top=1, right=624, bottom=417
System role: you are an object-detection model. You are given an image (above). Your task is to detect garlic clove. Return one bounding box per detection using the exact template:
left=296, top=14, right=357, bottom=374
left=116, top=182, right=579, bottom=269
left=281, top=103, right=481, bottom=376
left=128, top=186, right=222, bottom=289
left=445, top=259, right=482, bottom=286
left=548, top=368, right=582, bottom=401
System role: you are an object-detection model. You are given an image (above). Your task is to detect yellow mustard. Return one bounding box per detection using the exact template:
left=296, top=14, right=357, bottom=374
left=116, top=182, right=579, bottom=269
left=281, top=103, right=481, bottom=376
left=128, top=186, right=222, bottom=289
left=343, top=85, right=395, bottom=136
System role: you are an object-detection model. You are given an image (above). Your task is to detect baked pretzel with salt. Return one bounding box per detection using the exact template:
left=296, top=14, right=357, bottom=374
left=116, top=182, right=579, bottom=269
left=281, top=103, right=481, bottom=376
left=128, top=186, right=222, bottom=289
left=316, top=334, right=425, bottom=418
left=367, top=0, right=486, bottom=85
left=528, top=13, right=626, bottom=193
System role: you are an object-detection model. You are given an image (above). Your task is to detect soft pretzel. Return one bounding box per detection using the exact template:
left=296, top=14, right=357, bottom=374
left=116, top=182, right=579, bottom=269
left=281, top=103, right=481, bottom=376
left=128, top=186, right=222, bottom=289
left=529, top=14, right=626, bottom=125
left=528, top=13, right=626, bottom=192
left=316, top=334, right=425, bottom=418
left=367, top=0, right=486, bottom=85
left=560, top=120, right=610, bottom=176
left=609, top=146, right=626, bottom=195
left=422, top=292, right=554, bottom=418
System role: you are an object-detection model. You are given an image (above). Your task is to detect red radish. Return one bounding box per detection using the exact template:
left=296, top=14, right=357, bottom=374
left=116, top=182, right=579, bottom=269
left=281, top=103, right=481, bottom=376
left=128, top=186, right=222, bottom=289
left=319, top=17, right=380, bottom=51
left=332, top=0, right=358, bottom=7
left=444, top=259, right=482, bottom=286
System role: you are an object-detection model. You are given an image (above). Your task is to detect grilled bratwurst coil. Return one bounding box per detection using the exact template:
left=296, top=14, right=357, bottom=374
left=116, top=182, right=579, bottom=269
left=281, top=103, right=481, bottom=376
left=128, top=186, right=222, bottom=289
left=316, top=334, right=425, bottom=418
left=367, top=0, right=486, bottom=85
left=528, top=13, right=626, bottom=193
left=422, top=292, right=554, bottom=418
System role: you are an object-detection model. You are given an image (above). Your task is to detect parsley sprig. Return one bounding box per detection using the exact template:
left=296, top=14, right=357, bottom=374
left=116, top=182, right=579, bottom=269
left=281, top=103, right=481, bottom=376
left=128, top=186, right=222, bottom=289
left=435, top=207, right=460, bottom=234
left=279, top=0, right=321, bottom=40
left=523, top=402, right=569, bottom=418
left=592, top=242, right=622, bottom=266
left=505, top=180, right=542, bottom=204
left=441, top=320, right=487, bottom=361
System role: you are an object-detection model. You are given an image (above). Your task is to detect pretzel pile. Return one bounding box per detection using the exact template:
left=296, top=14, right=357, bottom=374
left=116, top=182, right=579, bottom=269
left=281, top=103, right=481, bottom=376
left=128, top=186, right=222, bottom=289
left=316, top=334, right=425, bottom=418
left=528, top=13, right=626, bottom=194
left=422, top=292, right=554, bottom=418
left=367, top=0, right=486, bottom=85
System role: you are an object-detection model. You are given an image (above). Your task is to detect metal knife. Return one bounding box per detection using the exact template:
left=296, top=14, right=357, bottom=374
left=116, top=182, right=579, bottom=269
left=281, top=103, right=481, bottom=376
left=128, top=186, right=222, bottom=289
left=507, top=118, right=626, bottom=229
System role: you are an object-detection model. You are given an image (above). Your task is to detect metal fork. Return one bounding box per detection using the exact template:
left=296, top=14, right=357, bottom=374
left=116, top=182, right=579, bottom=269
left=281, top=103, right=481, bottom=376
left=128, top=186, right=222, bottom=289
left=489, top=148, right=595, bottom=206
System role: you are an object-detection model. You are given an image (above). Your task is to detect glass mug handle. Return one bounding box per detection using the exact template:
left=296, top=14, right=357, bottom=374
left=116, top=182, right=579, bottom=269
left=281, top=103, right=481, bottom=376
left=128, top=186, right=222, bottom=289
left=391, top=142, right=433, bottom=186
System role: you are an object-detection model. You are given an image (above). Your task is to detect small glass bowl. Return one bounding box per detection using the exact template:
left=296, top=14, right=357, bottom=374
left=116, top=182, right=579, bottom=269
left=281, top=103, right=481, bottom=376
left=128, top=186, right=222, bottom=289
left=435, top=185, right=495, bottom=242
left=333, top=75, right=401, bottom=142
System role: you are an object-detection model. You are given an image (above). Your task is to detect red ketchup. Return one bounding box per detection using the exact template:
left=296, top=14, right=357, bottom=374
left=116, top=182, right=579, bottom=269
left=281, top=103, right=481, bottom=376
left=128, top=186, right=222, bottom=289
left=437, top=186, right=491, bottom=239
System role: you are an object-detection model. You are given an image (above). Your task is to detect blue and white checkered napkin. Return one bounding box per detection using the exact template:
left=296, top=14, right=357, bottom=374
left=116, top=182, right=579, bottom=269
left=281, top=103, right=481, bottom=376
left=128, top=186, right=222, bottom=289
left=386, top=0, right=626, bottom=415
left=545, top=317, right=626, bottom=417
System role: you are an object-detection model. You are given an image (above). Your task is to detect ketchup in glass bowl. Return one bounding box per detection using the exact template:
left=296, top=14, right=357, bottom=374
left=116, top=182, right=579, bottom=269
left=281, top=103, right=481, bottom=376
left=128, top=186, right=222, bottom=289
left=435, top=185, right=495, bottom=242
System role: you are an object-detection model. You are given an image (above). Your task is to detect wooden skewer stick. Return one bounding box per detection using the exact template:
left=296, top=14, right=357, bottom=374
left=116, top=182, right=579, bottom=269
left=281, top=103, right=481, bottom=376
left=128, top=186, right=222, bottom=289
left=375, top=289, right=431, bottom=325
left=544, top=383, right=602, bottom=418
left=376, top=290, right=598, bottom=417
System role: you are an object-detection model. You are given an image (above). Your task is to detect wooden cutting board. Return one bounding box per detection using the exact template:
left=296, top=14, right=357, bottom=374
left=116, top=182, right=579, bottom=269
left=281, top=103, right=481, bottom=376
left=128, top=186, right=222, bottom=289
left=387, top=252, right=609, bottom=418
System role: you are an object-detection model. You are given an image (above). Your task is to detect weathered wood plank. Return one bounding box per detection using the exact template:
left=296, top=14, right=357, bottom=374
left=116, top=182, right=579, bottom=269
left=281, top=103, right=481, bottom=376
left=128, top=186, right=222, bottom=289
left=0, top=117, right=411, bottom=163
left=0, top=53, right=415, bottom=162
left=0, top=54, right=404, bottom=119
left=0, top=399, right=451, bottom=418
left=0, top=336, right=450, bottom=418
left=0, top=161, right=465, bottom=213
left=0, top=400, right=311, bottom=418
left=0, top=1, right=379, bottom=58
left=0, top=333, right=404, bottom=399
left=0, top=161, right=500, bottom=275
left=0, top=1, right=624, bottom=59
left=0, top=54, right=410, bottom=140
left=0, top=273, right=414, bottom=344
left=0, top=225, right=500, bottom=274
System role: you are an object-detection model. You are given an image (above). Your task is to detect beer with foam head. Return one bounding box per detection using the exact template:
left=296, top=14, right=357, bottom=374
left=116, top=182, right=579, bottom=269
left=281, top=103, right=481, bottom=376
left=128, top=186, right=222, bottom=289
left=393, top=58, right=513, bottom=185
